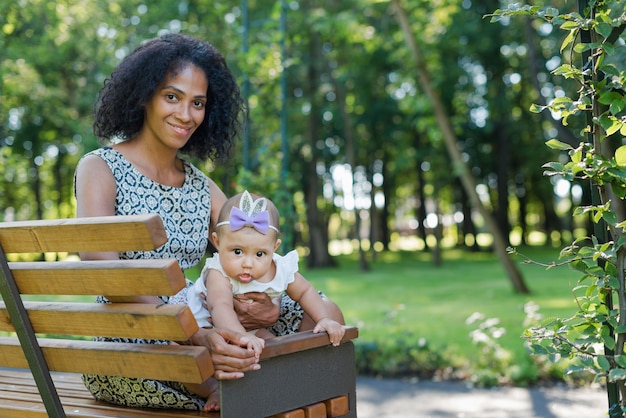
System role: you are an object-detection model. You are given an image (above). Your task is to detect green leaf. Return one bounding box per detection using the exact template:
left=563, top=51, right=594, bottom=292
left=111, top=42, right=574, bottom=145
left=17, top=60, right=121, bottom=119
left=574, top=42, right=593, bottom=53
left=603, top=334, right=616, bottom=350
left=602, top=210, right=618, bottom=225
left=560, top=30, right=576, bottom=53
left=598, top=91, right=623, bottom=105
left=616, top=146, right=626, bottom=167
left=529, top=103, right=545, bottom=113
left=606, top=119, right=622, bottom=136
left=596, top=22, right=613, bottom=39
left=531, top=344, right=548, bottom=355
left=565, top=364, right=589, bottom=375
left=609, top=368, right=626, bottom=382
left=598, top=355, right=611, bottom=371
left=560, top=21, right=579, bottom=30
left=615, top=355, right=626, bottom=368
left=545, top=139, right=573, bottom=150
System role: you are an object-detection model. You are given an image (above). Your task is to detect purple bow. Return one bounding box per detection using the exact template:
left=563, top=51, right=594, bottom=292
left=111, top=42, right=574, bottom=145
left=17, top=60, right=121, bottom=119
left=229, top=207, right=271, bottom=234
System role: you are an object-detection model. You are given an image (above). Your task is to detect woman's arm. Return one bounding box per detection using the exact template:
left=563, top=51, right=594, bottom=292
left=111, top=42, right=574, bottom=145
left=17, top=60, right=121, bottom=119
left=75, top=154, right=161, bottom=304
left=233, top=292, right=280, bottom=329
left=189, top=327, right=260, bottom=379
left=74, top=154, right=117, bottom=260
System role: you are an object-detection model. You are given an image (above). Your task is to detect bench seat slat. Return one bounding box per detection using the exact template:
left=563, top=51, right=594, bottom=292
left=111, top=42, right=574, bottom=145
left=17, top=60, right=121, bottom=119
left=9, top=259, right=185, bottom=296
left=0, top=338, right=214, bottom=383
left=0, top=214, right=167, bottom=254
left=0, top=394, right=216, bottom=417
left=0, top=370, right=219, bottom=417
left=0, top=302, right=199, bottom=341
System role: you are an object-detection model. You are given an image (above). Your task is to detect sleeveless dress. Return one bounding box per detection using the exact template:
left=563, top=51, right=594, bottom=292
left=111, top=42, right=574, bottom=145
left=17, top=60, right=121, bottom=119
left=78, top=147, right=304, bottom=411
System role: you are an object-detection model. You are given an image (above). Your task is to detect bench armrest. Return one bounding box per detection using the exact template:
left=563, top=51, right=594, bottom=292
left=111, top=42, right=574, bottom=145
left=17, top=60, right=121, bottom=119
left=261, top=326, right=358, bottom=360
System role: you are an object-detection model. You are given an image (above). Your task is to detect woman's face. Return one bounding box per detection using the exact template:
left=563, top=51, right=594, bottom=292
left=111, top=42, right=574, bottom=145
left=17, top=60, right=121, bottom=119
left=141, top=64, right=208, bottom=151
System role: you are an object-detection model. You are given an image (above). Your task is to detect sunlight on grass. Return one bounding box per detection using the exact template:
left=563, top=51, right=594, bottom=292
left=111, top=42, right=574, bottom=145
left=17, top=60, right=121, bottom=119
left=303, top=246, right=582, bottom=370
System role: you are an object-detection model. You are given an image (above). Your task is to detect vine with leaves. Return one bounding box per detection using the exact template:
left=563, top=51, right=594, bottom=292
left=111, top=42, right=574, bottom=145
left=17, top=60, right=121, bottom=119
left=490, top=1, right=626, bottom=415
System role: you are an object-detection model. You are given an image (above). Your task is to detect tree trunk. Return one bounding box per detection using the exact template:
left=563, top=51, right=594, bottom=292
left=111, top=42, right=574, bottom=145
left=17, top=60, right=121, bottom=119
left=495, top=125, right=511, bottom=246
left=303, top=32, right=335, bottom=268
left=391, top=0, right=529, bottom=293
left=331, top=60, right=369, bottom=272
left=413, top=131, right=430, bottom=251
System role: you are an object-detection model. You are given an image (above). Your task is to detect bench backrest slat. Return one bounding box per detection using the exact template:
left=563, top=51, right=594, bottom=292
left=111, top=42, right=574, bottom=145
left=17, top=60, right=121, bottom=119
left=0, top=214, right=167, bottom=253
left=0, top=302, right=198, bottom=341
left=9, top=259, right=185, bottom=296
left=0, top=337, right=214, bottom=383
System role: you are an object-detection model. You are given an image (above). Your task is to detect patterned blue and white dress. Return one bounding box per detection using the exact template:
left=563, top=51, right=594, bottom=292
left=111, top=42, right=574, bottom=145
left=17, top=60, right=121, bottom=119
left=78, top=147, right=303, bottom=411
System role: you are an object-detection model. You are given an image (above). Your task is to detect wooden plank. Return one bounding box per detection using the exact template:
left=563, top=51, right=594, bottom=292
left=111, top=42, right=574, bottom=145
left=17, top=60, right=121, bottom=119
left=261, top=327, right=358, bottom=360
left=0, top=302, right=199, bottom=341
left=0, top=397, right=216, bottom=417
left=0, top=214, right=166, bottom=254
left=0, top=370, right=218, bottom=417
left=302, top=403, right=326, bottom=418
left=0, top=338, right=214, bottom=383
left=9, top=259, right=185, bottom=296
left=325, top=395, right=350, bottom=417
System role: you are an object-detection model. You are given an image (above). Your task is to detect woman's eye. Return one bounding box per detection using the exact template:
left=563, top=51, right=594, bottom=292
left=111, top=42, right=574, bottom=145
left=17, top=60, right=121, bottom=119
left=166, top=93, right=177, bottom=101
left=194, top=100, right=206, bottom=109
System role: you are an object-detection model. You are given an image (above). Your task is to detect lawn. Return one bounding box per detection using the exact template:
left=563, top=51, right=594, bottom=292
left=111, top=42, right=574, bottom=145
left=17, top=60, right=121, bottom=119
left=300, top=245, right=584, bottom=383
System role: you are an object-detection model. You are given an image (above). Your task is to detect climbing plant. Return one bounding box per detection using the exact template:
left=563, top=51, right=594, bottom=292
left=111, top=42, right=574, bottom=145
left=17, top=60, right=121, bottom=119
left=490, top=1, right=626, bottom=416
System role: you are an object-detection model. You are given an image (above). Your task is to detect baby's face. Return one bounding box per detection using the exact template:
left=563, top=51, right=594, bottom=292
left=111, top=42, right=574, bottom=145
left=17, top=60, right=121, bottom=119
left=215, top=227, right=279, bottom=283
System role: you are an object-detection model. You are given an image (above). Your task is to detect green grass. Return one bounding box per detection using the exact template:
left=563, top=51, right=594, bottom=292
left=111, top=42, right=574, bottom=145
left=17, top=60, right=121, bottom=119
left=301, top=246, right=582, bottom=379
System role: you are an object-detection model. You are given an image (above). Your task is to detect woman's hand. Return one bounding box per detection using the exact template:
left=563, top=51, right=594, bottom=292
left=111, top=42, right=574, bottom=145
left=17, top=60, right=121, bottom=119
left=233, top=292, right=280, bottom=330
left=199, top=291, right=279, bottom=331
left=189, top=327, right=260, bottom=380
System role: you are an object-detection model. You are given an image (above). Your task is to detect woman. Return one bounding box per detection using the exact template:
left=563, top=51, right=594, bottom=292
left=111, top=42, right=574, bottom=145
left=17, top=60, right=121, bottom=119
left=75, top=33, right=291, bottom=411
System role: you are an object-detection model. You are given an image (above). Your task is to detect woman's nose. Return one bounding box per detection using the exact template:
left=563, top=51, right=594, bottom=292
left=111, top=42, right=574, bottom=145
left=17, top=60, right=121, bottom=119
left=175, top=104, right=191, bottom=121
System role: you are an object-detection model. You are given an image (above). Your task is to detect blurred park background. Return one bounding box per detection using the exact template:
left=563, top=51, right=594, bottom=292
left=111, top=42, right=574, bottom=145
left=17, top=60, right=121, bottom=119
left=0, top=1, right=610, bottom=387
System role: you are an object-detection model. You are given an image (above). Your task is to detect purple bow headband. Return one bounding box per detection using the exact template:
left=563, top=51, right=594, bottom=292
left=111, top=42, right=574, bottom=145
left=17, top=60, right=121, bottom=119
left=216, top=190, right=280, bottom=235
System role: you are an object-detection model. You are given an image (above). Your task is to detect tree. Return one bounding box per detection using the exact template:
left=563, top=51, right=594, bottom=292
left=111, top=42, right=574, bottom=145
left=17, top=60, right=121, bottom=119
left=391, top=0, right=530, bottom=293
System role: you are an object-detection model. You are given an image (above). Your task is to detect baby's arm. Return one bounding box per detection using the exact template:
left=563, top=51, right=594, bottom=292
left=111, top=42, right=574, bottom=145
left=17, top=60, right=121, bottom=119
left=204, top=270, right=265, bottom=355
left=286, top=273, right=345, bottom=346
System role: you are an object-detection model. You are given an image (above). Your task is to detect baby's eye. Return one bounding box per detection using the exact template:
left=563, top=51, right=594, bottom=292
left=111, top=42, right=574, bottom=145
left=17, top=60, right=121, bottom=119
left=256, top=251, right=265, bottom=258
left=234, top=249, right=243, bottom=255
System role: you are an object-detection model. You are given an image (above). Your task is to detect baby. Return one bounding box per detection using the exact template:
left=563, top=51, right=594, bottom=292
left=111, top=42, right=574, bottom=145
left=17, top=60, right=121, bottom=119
left=188, top=190, right=345, bottom=411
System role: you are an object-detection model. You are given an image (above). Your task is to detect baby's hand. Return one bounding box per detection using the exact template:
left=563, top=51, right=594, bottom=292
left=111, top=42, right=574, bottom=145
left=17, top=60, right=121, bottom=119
left=246, top=333, right=266, bottom=358
left=313, top=318, right=346, bottom=346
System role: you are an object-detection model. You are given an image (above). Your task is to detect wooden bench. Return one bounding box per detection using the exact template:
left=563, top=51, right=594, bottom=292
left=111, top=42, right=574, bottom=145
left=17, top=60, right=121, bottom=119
left=0, top=214, right=358, bottom=417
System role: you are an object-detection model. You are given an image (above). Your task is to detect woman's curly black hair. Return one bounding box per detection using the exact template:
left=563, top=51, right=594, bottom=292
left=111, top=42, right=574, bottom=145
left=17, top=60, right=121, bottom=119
left=93, top=33, right=245, bottom=161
